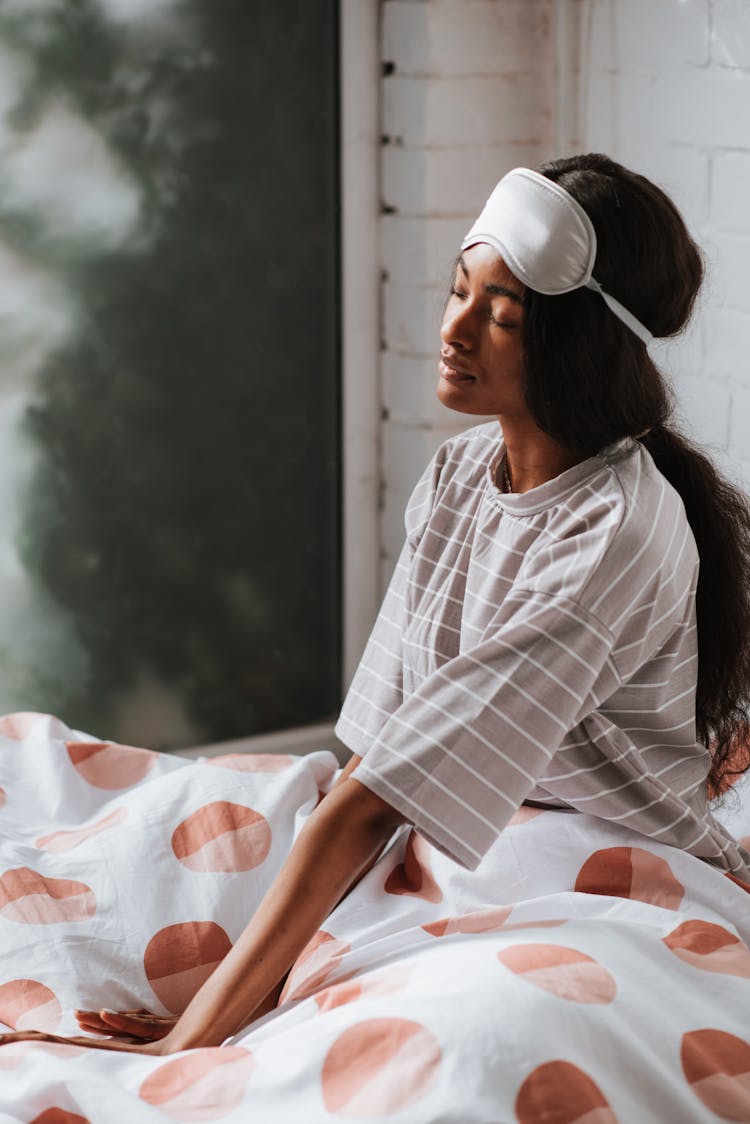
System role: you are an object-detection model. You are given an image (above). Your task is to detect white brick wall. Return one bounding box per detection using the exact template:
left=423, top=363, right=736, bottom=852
left=577, top=0, right=750, bottom=493
left=712, top=0, right=750, bottom=68
left=378, top=0, right=555, bottom=590
left=377, top=0, right=750, bottom=591
left=711, top=152, right=750, bottom=233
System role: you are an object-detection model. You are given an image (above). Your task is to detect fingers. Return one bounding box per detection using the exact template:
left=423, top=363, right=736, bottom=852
left=74, top=1008, right=175, bottom=1041
left=74, top=1010, right=108, bottom=1030
left=100, top=1011, right=159, bottom=1039
left=0, top=1030, right=76, bottom=1047
left=1, top=1009, right=175, bottom=1047
left=0, top=1030, right=45, bottom=1044
left=75, top=1008, right=150, bottom=1022
left=0, top=1028, right=165, bottom=1055
left=74, top=1010, right=131, bottom=1038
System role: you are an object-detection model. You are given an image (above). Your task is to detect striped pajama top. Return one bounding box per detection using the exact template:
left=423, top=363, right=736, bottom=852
left=335, top=420, right=750, bottom=879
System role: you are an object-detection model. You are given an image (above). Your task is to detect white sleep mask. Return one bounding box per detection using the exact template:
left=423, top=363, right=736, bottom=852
left=461, top=167, right=654, bottom=346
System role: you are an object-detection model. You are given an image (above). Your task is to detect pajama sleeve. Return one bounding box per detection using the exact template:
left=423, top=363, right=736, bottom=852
left=350, top=586, right=622, bottom=870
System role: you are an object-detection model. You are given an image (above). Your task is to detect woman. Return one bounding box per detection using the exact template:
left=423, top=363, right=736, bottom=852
left=3, top=152, right=750, bottom=1056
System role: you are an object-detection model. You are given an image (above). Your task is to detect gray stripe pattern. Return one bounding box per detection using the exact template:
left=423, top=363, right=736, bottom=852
left=336, top=421, right=750, bottom=878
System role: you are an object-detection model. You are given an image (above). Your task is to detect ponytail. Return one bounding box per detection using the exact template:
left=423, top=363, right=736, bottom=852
left=638, top=425, right=750, bottom=801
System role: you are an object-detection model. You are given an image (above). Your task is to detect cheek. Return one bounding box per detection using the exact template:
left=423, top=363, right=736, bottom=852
left=488, top=333, right=525, bottom=377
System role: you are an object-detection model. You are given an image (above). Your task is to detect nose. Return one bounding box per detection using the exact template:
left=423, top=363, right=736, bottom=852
left=440, top=296, right=476, bottom=352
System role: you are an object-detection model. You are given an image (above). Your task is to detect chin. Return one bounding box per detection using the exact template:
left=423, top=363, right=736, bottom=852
left=436, top=381, right=495, bottom=416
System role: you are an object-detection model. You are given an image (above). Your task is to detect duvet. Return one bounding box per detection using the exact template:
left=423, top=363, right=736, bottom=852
left=0, top=711, right=749, bottom=1123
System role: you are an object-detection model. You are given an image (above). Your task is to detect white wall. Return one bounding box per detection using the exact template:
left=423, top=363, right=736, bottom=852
left=377, top=0, right=750, bottom=591
left=575, top=0, right=750, bottom=492
left=379, top=0, right=555, bottom=590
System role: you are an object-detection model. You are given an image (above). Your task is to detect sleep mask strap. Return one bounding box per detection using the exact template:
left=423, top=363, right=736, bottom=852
left=585, top=278, right=654, bottom=346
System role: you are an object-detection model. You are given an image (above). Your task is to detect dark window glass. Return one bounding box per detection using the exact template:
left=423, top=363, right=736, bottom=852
left=0, top=0, right=340, bottom=750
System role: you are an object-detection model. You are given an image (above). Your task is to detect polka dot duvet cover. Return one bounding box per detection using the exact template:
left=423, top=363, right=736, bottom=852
left=0, top=712, right=748, bottom=1123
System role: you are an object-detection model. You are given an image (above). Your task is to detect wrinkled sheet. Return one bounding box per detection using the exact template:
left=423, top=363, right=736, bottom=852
left=0, top=711, right=749, bottom=1123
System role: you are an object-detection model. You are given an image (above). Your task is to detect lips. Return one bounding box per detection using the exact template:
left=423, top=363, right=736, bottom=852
left=439, top=357, right=476, bottom=382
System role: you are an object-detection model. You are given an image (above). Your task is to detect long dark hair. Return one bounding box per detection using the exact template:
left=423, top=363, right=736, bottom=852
left=522, top=153, right=750, bottom=802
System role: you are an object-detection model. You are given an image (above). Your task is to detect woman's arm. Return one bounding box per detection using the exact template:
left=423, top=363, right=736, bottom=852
left=155, top=755, right=406, bottom=1051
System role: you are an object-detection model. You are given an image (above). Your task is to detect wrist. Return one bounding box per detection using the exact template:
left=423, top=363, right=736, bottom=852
left=161, top=1024, right=224, bottom=1053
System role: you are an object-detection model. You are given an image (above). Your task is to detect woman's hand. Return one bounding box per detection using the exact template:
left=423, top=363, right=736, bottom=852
left=74, top=1007, right=177, bottom=1042
left=0, top=1028, right=178, bottom=1055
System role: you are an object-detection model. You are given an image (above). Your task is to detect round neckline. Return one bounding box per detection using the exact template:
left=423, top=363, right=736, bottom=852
left=485, top=427, right=636, bottom=515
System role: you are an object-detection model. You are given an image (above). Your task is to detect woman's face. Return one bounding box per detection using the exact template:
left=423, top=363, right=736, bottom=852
left=437, top=243, right=528, bottom=418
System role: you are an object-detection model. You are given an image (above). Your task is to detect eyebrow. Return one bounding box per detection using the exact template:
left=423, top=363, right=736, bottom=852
left=458, top=255, right=525, bottom=306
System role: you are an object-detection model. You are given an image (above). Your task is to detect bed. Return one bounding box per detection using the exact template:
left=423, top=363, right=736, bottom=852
left=0, top=711, right=748, bottom=1122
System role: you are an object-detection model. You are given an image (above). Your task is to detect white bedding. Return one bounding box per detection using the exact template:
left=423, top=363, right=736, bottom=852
left=0, top=711, right=749, bottom=1123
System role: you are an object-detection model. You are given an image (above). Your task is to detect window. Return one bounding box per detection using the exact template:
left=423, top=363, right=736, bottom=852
left=0, top=0, right=340, bottom=750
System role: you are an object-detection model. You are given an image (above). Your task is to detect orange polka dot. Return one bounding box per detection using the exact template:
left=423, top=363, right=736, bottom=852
left=0, top=787, right=5, bottom=810
left=0, top=712, right=64, bottom=740
left=663, top=920, right=750, bottom=978
left=0, top=868, right=95, bottom=924
left=66, top=741, right=155, bottom=789
left=315, top=978, right=363, bottom=1012
left=171, top=802, right=271, bottom=873
left=384, top=830, right=443, bottom=903
left=575, top=846, right=685, bottom=909
left=681, top=1028, right=750, bottom=1121
left=0, top=979, right=61, bottom=1031
left=139, top=1046, right=255, bottom=1121
left=422, top=906, right=513, bottom=937
left=314, top=966, right=412, bottom=1014
left=725, top=871, right=750, bottom=895
left=321, top=1018, right=442, bottom=1117
left=36, top=807, right=128, bottom=853
left=29, top=1110, right=90, bottom=1124
left=278, top=930, right=351, bottom=1004
left=515, top=1059, right=616, bottom=1123
left=206, top=753, right=293, bottom=772
left=509, top=806, right=545, bottom=826
left=497, top=944, right=616, bottom=1004
left=144, top=922, right=232, bottom=1014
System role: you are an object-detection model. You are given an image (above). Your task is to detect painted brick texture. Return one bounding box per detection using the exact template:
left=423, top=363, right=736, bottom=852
left=379, top=0, right=555, bottom=586
left=578, top=0, right=750, bottom=492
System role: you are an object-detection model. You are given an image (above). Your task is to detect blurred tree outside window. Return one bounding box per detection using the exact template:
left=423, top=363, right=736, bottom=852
left=0, top=0, right=341, bottom=750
